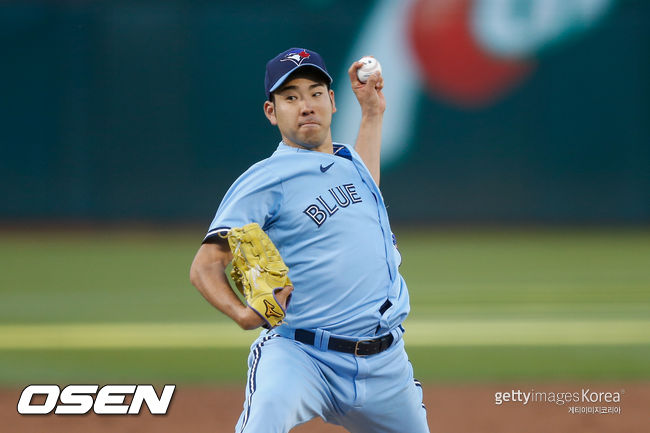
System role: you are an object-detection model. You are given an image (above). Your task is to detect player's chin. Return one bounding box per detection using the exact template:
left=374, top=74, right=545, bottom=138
left=297, top=127, right=323, bottom=142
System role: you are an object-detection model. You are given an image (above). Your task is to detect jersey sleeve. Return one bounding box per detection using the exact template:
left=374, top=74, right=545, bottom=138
left=203, top=162, right=283, bottom=242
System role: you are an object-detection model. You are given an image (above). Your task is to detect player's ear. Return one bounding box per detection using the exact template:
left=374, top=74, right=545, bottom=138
left=329, top=89, right=336, bottom=114
left=264, top=100, right=278, bottom=126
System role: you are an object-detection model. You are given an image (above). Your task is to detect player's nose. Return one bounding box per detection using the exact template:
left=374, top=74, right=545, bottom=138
left=299, top=99, right=315, bottom=115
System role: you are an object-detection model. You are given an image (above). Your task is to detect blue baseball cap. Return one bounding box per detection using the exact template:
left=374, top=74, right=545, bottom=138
left=264, top=48, right=333, bottom=100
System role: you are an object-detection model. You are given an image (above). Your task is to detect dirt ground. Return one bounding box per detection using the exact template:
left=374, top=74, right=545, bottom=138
left=2, top=383, right=647, bottom=433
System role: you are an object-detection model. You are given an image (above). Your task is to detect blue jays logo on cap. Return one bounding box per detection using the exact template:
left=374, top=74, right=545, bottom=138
left=265, top=47, right=333, bottom=99
left=280, top=49, right=311, bottom=66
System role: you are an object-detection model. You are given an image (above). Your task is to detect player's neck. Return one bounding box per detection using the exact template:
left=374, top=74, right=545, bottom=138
left=281, top=136, right=333, bottom=154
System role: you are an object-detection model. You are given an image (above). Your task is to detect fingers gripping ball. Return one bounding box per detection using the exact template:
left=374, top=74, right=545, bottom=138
left=357, top=56, right=382, bottom=83
left=227, top=223, right=292, bottom=328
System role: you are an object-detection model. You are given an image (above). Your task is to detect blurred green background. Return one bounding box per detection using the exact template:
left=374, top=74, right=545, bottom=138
left=1, top=0, right=649, bottom=387
left=1, top=228, right=648, bottom=385
left=1, top=0, right=648, bottom=224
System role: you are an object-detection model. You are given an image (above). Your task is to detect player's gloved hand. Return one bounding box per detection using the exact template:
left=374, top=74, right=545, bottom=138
left=348, top=59, right=385, bottom=117
left=237, top=285, right=293, bottom=330
left=226, top=223, right=293, bottom=329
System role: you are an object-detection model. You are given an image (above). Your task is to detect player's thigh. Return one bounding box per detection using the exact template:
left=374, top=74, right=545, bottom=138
left=339, top=342, right=430, bottom=433
left=343, top=377, right=429, bottom=433
left=236, top=334, right=335, bottom=432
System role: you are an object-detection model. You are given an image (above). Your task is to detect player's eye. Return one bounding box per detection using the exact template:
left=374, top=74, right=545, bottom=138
left=285, top=95, right=297, bottom=101
left=313, top=92, right=322, bottom=97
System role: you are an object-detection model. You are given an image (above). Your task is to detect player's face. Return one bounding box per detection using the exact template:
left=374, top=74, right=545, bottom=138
left=264, top=77, right=336, bottom=152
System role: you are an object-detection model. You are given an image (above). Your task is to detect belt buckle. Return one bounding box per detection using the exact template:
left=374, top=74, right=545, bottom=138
left=354, top=339, right=378, bottom=356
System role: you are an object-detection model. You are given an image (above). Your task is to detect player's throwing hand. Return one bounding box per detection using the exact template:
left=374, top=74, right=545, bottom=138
left=348, top=57, right=385, bottom=116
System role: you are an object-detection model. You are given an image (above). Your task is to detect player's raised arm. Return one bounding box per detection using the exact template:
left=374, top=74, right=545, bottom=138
left=348, top=58, right=385, bottom=186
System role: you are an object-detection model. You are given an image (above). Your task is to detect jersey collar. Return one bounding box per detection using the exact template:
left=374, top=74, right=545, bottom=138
left=275, top=141, right=353, bottom=161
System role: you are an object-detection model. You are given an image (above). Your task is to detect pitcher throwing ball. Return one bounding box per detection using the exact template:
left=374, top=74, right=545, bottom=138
left=190, top=47, right=430, bottom=433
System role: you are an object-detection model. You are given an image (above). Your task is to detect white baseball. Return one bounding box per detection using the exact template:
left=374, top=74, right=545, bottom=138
left=356, top=56, right=382, bottom=83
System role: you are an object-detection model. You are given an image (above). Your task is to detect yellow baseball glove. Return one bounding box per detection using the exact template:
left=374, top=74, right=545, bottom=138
left=226, top=223, right=292, bottom=328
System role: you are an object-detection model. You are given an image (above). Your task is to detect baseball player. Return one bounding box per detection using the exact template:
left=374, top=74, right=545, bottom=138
left=190, top=47, right=429, bottom=433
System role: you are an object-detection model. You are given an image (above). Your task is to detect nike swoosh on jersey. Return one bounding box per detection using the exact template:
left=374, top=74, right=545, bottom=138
left=320, top=162, right=335, bottom=173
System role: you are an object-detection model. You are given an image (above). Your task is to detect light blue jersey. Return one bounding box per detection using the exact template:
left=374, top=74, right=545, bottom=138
left=205, top=142, right=410, bottom=338
left=204, top=142, right=428, bottom=433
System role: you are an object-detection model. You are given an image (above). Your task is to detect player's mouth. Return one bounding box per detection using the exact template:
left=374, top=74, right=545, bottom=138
left=299, top=119, right=320, bottom=128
